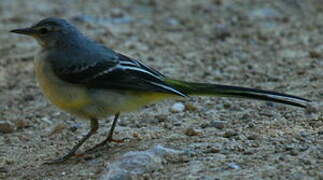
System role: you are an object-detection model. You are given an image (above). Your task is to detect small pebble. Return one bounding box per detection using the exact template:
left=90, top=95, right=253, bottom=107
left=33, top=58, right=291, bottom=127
left=247, top=134, right=258, bottom=140
left=173, top=122, right=182, bottom=126
left=214, top=23, right=231, bottom=41
left=248, top=8, right=280, bottom=19
left=15, top=120, right=29, bottom=129
left=210, top=120, right=225, bottom=129
left=243, top=151, right=255, bottom=155
left=48, top=123, right=66, bottom=136
left=305, top=102, right=320, bottom=114
left=170, top=102, right=185, bottom=113
left=185, top=103, right=198, bottom=112
left=184, top=127, right=202, bottom=136
left=0, top=167, right=8, bottom=173
left=200, top=123, right=209, bottom=128
left=0, top=121, right=15, bottom=133
left=207, top=146, right=221, bottom=153
left=223, top=103, right=231, bottom=109
left=309, top=50, right=321, bottom=58
left=155, top=114, right=168, bottom=122
left=41, top=117, right=52, bottom=124
left=165, top=18, right=179, bottom=26
left=223, top=130, right=238, bottom=138
left=110, top=8, right=124, bottom=18
left=289, top=150, right=299, bottom=156
left=132, top=132, right=142, bottom=139
left=227, top=162, right=240, bottom=169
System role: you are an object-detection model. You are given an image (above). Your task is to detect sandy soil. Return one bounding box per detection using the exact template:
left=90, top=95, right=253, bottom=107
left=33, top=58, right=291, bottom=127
left=0, top=0, right=322, bottom=179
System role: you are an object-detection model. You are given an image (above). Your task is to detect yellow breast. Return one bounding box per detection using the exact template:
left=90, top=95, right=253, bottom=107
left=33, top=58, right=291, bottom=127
left=34, top=55, right=91, bottom=115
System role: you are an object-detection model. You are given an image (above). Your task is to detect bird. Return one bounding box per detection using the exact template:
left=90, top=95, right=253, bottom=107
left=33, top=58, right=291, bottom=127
left=10, top=17, right=310, bottom=164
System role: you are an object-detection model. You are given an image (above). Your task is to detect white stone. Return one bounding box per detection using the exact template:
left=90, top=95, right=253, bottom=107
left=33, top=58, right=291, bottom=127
left=170, top=102, right=185, bottom=113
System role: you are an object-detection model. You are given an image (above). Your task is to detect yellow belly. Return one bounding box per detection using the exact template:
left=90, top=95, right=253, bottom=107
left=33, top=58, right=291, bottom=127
left=38, top=79, right=91, bottom=113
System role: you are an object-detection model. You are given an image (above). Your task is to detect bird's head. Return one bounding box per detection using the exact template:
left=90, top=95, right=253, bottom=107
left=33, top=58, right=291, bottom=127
left=10, top=17, right=81, bottom=48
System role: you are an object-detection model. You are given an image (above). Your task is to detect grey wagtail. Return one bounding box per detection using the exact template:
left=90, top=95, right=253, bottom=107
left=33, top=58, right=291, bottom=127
left=11, top=17, right=310, bottom=164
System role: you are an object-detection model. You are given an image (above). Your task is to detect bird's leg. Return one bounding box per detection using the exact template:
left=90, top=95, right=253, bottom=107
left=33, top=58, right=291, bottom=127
left=106, top=112, right=122, bottom=142
left=44, top=118, right=99, bottom=164
left=85, top=113, right=125, bottom=153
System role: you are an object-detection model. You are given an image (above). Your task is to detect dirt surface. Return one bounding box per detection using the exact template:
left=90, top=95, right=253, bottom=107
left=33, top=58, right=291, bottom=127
left=0, top=0, right=322, bottom=179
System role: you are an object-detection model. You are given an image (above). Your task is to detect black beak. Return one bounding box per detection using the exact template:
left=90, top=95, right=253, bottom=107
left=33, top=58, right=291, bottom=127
left=10, top=27, right=36, bottom=35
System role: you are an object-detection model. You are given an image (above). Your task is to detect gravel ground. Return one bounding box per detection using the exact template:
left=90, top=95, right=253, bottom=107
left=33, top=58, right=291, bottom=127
left=0, top=0, right=322, bottom=179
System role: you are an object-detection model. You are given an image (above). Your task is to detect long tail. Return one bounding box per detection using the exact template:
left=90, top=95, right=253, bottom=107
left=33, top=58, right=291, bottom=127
left=165, top=79, right=310, bottom=108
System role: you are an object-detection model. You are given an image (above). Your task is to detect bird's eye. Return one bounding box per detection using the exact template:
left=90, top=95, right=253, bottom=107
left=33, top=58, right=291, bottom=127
left=39, top=27, right=48, bottom=34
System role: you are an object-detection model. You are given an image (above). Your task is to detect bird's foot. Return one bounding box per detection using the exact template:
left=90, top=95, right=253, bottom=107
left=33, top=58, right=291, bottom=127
left=84, top=137, right=128, bottom=153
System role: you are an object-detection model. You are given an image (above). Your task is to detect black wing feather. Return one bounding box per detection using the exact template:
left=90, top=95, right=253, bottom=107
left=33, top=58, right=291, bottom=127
left=53, top=52, right=186, bottom=97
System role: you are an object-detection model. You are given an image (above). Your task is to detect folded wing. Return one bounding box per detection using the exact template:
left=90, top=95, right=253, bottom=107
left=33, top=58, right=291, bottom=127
left=53, top=51, right=187, bottom=97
